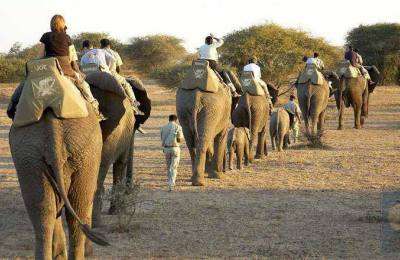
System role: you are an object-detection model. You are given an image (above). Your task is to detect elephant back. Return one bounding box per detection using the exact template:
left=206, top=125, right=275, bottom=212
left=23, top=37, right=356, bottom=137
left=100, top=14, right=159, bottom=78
left=13, top=57, right=88, bottom=128
left=298, top=64, right=325, bottom=85
left=337, top=60, right=362, bottom=79
left=180, top=60, right=224, bottom=93
left=240, top=71, right=265, bottom=96
left=85, top=71, right=126, bottom=97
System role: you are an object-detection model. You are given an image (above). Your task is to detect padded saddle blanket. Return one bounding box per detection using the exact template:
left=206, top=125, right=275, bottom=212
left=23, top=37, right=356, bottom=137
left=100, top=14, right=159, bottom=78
left=240, top=71, right=265, bottom=96
left=80, top=63, right=100, bottom=75
left=13, top=58, right=88, bottom=127
left=298, top=64, right=325, bottom=85
left=337, top=60, right=361, bottom=78
left=180, top=60, right=223, bottom=93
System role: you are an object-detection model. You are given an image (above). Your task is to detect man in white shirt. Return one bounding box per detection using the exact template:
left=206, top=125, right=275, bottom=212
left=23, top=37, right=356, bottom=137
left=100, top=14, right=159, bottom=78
left=306, top=52, right=324, bottom=71
left=198, top=34, right=238, bottom=96
left=80, top=40, right=115, bottom=72
left=243, top=57, right=271, bottom=99
left=284, top=95, right=302, bottom=143
left=99, top=38, right=144, bottom=115
left=160, top=114, right=183, bottom=191
left=354, top=48, right=373, bottom=85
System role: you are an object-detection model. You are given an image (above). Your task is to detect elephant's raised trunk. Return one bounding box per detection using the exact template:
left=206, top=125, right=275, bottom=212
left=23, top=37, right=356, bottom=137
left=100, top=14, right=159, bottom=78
left=46, top=117, right=110, bottom=246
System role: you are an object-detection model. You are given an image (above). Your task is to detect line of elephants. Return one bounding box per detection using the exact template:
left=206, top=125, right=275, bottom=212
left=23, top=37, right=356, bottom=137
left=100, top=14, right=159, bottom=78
left=8, top=66, right=379, bottom=258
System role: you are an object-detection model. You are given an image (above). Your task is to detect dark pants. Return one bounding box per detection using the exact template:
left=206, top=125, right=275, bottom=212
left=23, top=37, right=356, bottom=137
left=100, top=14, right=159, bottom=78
left=286, top=110, right=295, bottom=128
left=205, top=59, right=231, bottom=84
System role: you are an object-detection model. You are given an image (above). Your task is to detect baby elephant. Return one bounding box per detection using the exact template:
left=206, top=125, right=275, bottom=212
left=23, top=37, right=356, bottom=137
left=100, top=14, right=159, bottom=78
left=227, top=127, right=250, bottom=170
left=270, top=108, right=290, bottom=152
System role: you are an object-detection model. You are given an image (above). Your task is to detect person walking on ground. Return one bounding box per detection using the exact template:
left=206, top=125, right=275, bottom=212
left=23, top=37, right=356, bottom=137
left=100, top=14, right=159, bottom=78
left=160, top=115, right=183, bottom=191
left=284, top=95, right=302, bottom=143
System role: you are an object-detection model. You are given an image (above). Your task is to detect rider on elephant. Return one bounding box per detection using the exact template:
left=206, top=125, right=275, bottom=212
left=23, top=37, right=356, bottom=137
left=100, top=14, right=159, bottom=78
left=284, top=95, right=302, bottom=143
left=243, top=56, right=273, bottom=109
left=306, top=52, right=325, bottom=71
left=198, top=34, right=239, bottom=97
left=99, top=38, right=144, bottom=115
left=344, top=46, right=374, bottom=85
left=7, top=14, right=105, bottom=120
left=80, top=40, right=115, bottom=70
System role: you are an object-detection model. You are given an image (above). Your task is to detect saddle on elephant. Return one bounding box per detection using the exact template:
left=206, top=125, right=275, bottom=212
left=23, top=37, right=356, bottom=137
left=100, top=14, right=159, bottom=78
left=180, top=60, right=224, bottom=93
left=80, top=63, right=100, bottom=75
left=337, top=60, right=362, bottom=79
left=240, top=71, right=265, bottom=96
left=297, top=64, right=325, bottom=85
left=13, top=57, right=88, bottom=127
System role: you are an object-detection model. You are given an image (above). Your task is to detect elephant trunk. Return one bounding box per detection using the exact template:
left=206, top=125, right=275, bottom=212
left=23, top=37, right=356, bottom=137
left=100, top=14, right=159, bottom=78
left=46, top=120, right=110, bottom=246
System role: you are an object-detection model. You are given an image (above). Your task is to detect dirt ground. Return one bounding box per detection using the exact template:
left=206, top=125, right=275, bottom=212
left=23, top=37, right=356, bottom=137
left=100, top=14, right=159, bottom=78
left=0, top=81, right=399, bottom=259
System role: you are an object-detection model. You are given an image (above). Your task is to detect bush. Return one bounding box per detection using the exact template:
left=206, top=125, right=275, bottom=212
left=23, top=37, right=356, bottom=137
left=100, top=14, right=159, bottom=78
left=0, top=56, right=26, bottom=82
left=220, top=23, right=342, bottom=86
left=151, top=63, right=191, bottom=88
left=346, top=23, right=400, bottom=85
left=126, top=35, right=187, bottom=73
left=71, top=32, right=124, bottom=53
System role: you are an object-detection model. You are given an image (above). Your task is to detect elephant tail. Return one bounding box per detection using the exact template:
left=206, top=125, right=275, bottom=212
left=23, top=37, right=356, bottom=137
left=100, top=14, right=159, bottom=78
left=245, top=93, right=252, bottom=134
left=339, top=77, right=346, bottom=112
left=306, top=84, right=312, bottom=120
left=192, top=89, right=201, bottom=144
left=276, top=109, right=280, bottom=138
left=46, top=121, right=110, bottom=246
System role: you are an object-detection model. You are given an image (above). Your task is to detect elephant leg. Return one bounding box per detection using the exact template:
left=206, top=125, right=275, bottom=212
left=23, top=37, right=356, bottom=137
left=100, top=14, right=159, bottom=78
left=255, top=128, right=267, bottom=159
left=361, top=88, right=369, bottom=126
left=283, top=134, right=289, bottom=149
left=193, top=145, right=207, bottom=186
left=209, top=130, right=227, bottom=179
left=236, top=143, right=244, bottom=170
left=53, top=216, right=67, bottom=260
left=228, top=145, right=234, bottom=170
left=66, top=171, right=97, bottom=259
left=271, top=134, right=276, bottom=151
left=244, top=140, right=250, bottom=166
left=317, top=109, right=326, bottom=134
left=109, top=153, right=129, bottom=215
left=248, top=130, right=258, bottom=163
left=92, top=163, right=111, bottom=227
left=338, top=96, right=345, bottom=130
left=353, top=103, right=362, bottom=129
left=278, top=131, right=284, bottom=152
left=17, top=166, right=57, bottom=260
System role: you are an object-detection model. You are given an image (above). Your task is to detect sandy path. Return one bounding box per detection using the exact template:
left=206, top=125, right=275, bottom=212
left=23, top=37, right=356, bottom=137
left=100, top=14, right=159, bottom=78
left=0, top=82, right=399, bottom=259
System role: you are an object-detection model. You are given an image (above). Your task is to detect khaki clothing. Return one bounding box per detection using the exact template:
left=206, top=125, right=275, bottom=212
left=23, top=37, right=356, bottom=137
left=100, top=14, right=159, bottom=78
left=103, top=48, right=123, bottom=73
left=284, top=101, right=301, bottom=143
left=284, top=100, right=301, bottom=116
left=161, top=122, right=183, bottom=189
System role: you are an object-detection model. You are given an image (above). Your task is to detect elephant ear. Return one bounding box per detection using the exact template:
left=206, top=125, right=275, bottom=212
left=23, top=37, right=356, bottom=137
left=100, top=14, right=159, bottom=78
left=126, top=78, right=152, bottom=128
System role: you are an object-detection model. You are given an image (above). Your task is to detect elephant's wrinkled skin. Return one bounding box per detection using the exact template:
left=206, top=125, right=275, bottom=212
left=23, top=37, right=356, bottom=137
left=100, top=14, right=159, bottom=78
left=296, top=80, right=330, bottom=136
left=227, top=127, right=250, bottom=170
left=270, top=108, right=290, bottom=152
left=332, top=66, right=380, bottom=129
left=9, top=103, right=106, bottom=259
left=232, top=93, right=270, bottom=162
left=176, top=86, right=231, bottom=186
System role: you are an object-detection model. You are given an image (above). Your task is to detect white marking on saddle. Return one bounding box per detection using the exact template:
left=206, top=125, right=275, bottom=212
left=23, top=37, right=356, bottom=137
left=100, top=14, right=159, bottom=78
left=243, top=78, right=252, bottom=87
left=35, top=64, right=48, bottom=71
left=194, top=69, right=205, bottom=79
left=32, top=76, right=55, bottom=97
left=340, top=67, right=347, bottom=74
left=306, top=69, right=314, bottom=75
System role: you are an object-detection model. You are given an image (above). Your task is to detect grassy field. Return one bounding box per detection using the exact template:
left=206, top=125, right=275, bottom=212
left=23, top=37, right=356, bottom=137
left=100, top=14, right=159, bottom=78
left=0, top=81, right=399, bottom=259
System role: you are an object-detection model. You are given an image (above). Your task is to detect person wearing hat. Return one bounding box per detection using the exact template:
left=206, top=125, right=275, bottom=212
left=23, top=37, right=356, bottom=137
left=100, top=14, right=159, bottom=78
left=284, top=95, right=302, bottom=143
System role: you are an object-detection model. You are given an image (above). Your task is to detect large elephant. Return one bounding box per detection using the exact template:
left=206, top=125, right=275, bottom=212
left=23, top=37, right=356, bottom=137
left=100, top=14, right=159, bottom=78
left=9, top=95, right=108, bottom=258
left=332, top=66, right=380, bottom=129
left=176, top=85, right=232, bottom=186
left=296, top=78, right=330, bottom=136
left=85, top=72, right=151, bottom=227
left=232, top=93, right=270, bottom=162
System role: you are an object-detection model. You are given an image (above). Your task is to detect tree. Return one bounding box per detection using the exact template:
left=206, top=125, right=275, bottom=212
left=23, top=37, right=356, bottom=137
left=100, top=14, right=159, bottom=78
left=71, top=32, right=123, bottom=53
left=346, top=23, right=400, bottom=84
left=220, top=23, right=341, bottom=86
left=126, top=35, right=187, bottom=73
left=8, top=42, right=22, bottom=56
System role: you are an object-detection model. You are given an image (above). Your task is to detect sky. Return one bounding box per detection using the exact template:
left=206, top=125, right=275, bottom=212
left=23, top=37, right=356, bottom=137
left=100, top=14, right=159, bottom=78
left=0, top=0, right=398, bottom=53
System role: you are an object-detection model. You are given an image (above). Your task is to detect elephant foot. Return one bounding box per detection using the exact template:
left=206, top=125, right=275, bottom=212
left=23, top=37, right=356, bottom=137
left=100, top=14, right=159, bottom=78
left=238, top=166, right=244, bottom=171
left=255, top=154, right=265, bottom=160
left=191, top=176, right=205, bottom=186
left=337, top=125, right=344, bottom=130
left=354, top=125, right=361, bottom=129
left=209, top=171, right=224, bottom=179
left=360, top=117, right=366, bottom=126
left=228, top=167, right=233, bottom=171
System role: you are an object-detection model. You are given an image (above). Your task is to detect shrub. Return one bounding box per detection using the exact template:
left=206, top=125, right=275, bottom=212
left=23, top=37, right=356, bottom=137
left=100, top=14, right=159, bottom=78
left=126, top=35, right=187, bottom=73
left=151, top=63, right=191, bottom=88
left=346, top=23, right=400, bottom=85
left=71, top=32, right=124, bottom=53
left=220, top=23, right=342, bottom=87
left=0, top=56, right=26, bottom=83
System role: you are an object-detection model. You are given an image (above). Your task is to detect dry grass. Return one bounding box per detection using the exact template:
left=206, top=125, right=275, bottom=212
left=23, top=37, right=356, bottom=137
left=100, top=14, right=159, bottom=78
left=0, top=80, right=399, bottom=259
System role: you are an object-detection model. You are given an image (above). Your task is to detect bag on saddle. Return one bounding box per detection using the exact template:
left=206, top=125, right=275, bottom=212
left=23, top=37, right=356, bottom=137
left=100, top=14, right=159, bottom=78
left=180, top=60, right=223, bottom=93
left=240, top=71, right=265, bottom=96
left=337, top=60, right=361, bottom=78
left=13, top=57, right=88, bottom=127
left=297, top=64, right=324, bottom=85
left=80, top=63, right=100, bottom=75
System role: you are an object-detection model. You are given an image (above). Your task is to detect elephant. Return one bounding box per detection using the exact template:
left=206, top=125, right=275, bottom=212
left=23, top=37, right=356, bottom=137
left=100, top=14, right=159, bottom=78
left=9, top=93, right=109, bottom=258
left=85, top=72, right=151, bottom=227
left=331, top=66, right=380, bottom=129
left=270, top=108, right=290, bottom=152
left=227, top=127, right=250, bottom=170
left=176, top=85, right=232, bottom=186
left=232, top=93, right=270, bottom=162
left=296, top=77, right=330, bottom=137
